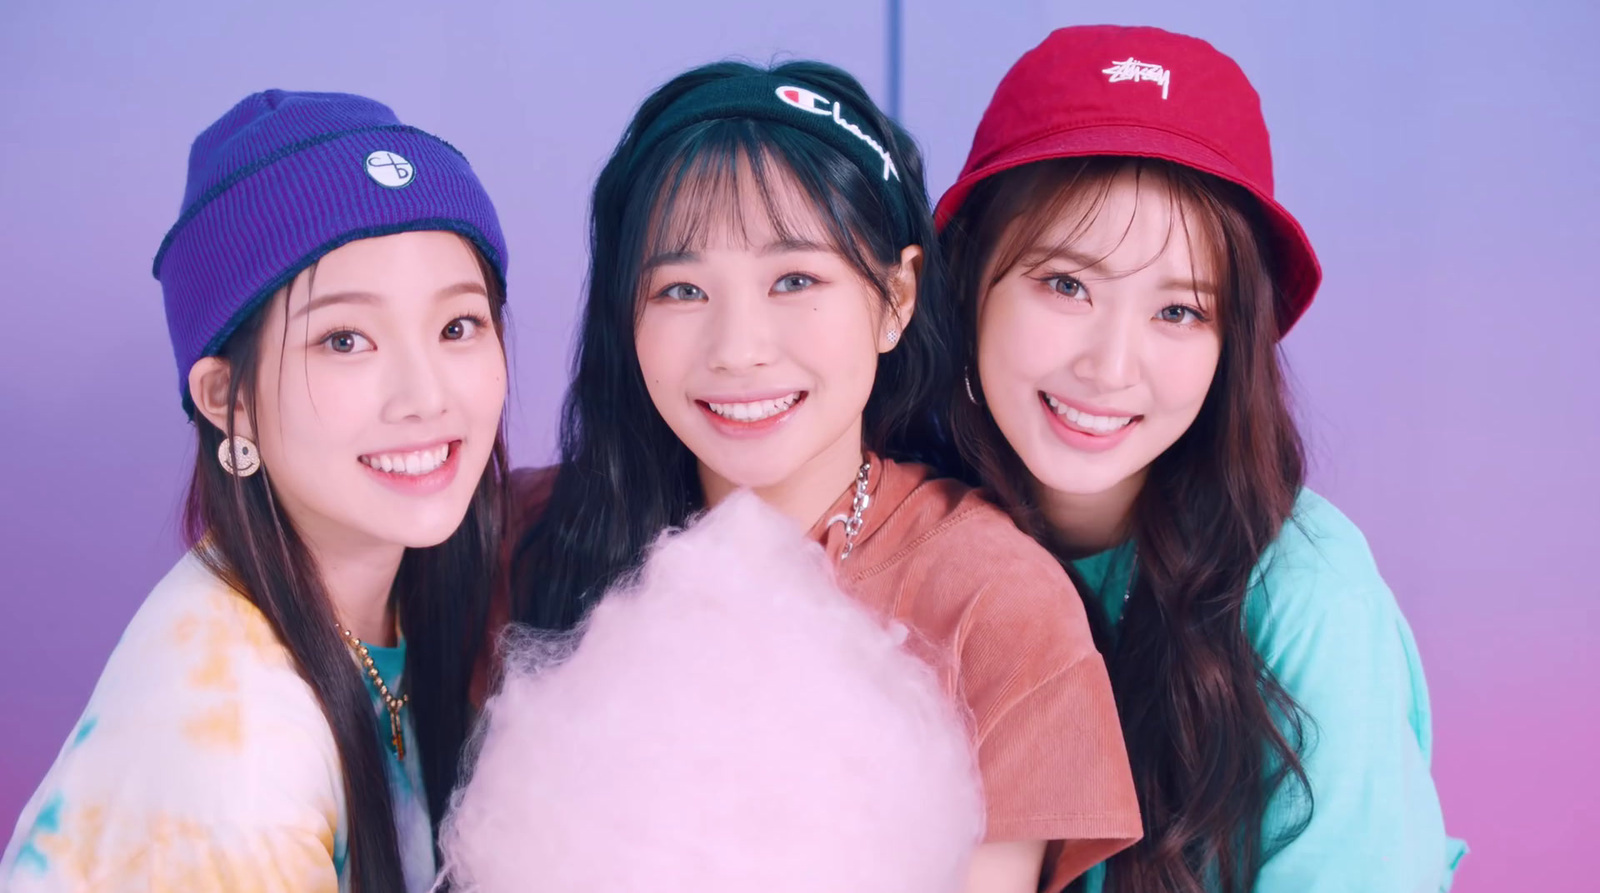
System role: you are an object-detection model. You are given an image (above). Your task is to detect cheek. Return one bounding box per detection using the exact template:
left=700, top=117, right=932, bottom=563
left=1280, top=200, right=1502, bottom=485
left=798, top=299, right=877, bottom=375
left=634, top=311, right=689, bottom=391
left=257, top=351, right=375, bottom=459
left=1148, top=338, right=1221, bottom=415
left=976, top=286, right=1069, bottom=390
left=250, top=379, right=345, bottom=485
left=448, top=352, right=509, bottom=429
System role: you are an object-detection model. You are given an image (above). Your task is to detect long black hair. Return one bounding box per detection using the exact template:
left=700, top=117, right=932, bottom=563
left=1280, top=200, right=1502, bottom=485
left=512, top=60, right=955, bottom=632
left=184, top=247, right=508, bottom=892
left=942, top=157, right=1312, bottom=893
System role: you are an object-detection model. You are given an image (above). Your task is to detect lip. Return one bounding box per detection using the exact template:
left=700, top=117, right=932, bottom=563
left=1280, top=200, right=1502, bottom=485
left=358, top=439, right=463, bottom=496
left=695, top=391, right=807, bottom=439
left=1040, top=392, right=1136, bottom=418
left=695, top=389, right=807, bottom=403
left=1039, top=392, right=1141, bottom=454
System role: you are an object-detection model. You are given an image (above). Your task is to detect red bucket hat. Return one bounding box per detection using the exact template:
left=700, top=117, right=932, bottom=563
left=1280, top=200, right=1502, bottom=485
left=934, top=25, right=1321, bottom=335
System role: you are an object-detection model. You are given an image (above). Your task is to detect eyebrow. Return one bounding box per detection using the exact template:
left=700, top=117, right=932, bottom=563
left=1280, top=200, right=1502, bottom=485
left=1021, top=246, right=1218, bottom=296
left=1159, top=276, right=1219, bottom=296
left=1018, top=246, right=1103, bottom=273
left=641, top=238, right=834, bottom=273
left=292, top=281, right=488, bottom=320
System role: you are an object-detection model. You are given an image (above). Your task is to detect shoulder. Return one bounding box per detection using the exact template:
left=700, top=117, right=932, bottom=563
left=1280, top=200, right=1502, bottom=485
left=875, top=468, right=1089, bottom=634
left=853, top=463, right=1099, bottom=705
left=1247, top=490, right=1427, bottom=702
left=1259, top=489, right=1387, bottom=589
left=31, top=552, right=342, bottom=829
left=1247, top=489, right=1406, bottom=632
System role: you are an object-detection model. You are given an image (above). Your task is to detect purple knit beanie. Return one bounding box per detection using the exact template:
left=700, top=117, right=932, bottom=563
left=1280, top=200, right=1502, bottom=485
left=153, top=89, right=508, bottom=413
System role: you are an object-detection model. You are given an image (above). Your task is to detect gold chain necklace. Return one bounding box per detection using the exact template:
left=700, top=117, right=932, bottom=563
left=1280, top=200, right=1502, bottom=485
left=338, top=625, right=409, bottom=760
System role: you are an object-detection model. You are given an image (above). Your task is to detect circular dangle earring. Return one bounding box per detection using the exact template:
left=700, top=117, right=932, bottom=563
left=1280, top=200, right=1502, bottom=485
left=218, top=436, right=262, bottom=478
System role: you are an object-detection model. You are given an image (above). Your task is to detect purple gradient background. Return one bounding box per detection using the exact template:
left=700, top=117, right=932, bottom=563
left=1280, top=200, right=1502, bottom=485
left=0, top=1, right=1593, bottom=889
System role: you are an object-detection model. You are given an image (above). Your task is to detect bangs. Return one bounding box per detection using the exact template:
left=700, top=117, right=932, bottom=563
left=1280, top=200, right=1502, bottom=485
left=638, top=119, right=892, bottom=301
left=983, top=158, right=1233, bottom=318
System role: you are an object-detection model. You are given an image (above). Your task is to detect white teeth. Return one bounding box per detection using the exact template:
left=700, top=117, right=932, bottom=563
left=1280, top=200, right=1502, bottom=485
left=1043, top=394, right=1134, bottom=434
left=706, top=392, right=801, bottom=422
left=361, top=444, right=451, bottom=476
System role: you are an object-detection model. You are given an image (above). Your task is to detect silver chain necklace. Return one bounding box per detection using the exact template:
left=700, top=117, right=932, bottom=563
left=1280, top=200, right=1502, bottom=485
left=839, top=460, right=873, bottom=560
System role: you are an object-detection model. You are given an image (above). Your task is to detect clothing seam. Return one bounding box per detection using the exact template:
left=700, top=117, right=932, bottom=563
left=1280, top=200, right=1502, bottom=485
left=842, top=485, right=987, bottom=582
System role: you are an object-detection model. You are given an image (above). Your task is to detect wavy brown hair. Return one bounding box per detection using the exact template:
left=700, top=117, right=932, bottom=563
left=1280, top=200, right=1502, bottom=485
left=941, top=157, right=1312, bottom=893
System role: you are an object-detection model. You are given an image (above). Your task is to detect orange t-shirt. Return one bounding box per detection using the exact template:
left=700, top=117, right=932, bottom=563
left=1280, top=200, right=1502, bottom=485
left=492, top=455, right=1141, bottom=891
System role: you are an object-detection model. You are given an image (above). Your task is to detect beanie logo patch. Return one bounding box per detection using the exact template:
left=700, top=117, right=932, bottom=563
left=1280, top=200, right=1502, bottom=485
left=1102, top=58, right=1172, bottom=100
left=774, top=85, right=900, bottom=183
left=365, top=150, right=415, bottom=189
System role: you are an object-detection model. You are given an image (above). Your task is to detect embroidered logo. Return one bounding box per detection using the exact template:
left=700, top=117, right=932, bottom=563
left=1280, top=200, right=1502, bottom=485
left=774, top=85, right=899, bottom=182
left=1102, top=58, right=1171, bottom=100
left=365, top=150, right=415, bottom=188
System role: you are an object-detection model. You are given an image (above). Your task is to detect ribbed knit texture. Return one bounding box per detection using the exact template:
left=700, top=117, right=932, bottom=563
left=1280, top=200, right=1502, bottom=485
left=154, top=90, right=507, bottom=411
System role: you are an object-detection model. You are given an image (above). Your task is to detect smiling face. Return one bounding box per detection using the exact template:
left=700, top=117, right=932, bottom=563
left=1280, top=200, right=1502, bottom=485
left=633, top=155, right=912, bottom=509
left=192, top=230, right=507, bottom=557
left=976, top=166, right=1224, bottom=513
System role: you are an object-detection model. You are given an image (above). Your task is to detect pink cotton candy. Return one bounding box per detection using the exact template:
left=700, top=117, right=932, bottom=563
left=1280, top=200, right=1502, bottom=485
left=438, top=490, right=983, bottom=893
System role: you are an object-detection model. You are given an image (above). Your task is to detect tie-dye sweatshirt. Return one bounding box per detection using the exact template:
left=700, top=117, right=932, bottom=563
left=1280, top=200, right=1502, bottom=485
left=0, top=551, right=435, bottom=892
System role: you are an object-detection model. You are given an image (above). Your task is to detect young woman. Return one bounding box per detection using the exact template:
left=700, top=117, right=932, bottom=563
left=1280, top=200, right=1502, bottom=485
left=501, top=61, right=1141, bottom=892
left=1, top=90, right=511, bottom=893
left=935, top=25, right=1466, bottom=893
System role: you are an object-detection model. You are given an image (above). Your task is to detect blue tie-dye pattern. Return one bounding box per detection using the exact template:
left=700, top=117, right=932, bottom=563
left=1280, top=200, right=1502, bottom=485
left=71, top=717, right=96, bottom=748
left=11, top=793, right=64, bottom=874
left=7, top=718, right=100, bottom=876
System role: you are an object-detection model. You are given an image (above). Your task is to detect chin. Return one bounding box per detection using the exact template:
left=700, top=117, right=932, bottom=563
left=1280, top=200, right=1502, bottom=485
left=1026, top=446, right=1142, bottom=500
left=373, top=503, right=480, bottom=550
left=702, top=453, right=801, bottom=493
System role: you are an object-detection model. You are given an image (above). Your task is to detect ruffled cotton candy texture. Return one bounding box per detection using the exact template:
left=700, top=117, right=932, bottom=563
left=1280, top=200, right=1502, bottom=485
left=438, top=491, right=983, bottom=893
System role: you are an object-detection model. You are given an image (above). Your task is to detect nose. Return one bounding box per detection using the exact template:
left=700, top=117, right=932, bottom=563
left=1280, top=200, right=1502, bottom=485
left=1071, top=309, right=1142, bottom=392
left=381, top=338, right=449, bottom=423
left=705, top=289, right=778, bottom=374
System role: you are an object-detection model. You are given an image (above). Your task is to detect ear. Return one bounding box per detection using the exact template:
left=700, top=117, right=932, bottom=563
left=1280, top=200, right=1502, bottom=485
left=878, top=244, right=923, bottom=353
left=188, top=357, right=254, bottom=440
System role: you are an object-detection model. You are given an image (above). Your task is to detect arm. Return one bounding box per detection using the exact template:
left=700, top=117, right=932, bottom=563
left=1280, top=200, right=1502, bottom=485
left=964, top=840, right=1050, bottom=893
left=1249, top=579, right=1455, bottom=893
left=2, top=587, right=347, bottom=892
left=951, top=549, right=1142, bottom=893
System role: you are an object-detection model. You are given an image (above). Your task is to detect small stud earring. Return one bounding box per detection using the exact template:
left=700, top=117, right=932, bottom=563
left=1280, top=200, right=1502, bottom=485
left=218, top=435, right=261, bottom=478
left=886, top=327, right=900, bottom=345
left=964, top=369, right=981, bottom=406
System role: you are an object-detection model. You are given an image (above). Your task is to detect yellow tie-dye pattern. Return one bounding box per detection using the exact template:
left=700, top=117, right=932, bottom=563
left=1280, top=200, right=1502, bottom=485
left=0, top=553, right=353, bottom=893
left=182, top=701, right=244, bottom=749
left=17, top=800, right=338, bottom=893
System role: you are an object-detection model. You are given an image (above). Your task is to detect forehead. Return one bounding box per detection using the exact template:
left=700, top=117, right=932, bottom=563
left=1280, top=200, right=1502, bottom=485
left=648, top=146, right=838, bottom=256
left=296, top=231, right=485, bottom=300
left=1029, top=167, right=1215, bottom=279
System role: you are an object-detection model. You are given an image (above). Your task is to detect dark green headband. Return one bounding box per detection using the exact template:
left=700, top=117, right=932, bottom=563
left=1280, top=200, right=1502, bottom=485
left=630, top=74, right=915, bottom=247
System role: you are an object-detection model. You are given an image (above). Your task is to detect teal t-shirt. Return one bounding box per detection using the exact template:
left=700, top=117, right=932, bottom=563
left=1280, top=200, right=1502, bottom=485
left=346, top=640, right=436, bottom=893
left=1074, top=489, right=1467, bottom=892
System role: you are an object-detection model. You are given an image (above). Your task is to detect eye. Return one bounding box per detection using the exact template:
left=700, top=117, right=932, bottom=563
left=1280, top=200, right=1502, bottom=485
left=658, top=283, right=706, bottom=302
left=773, top=273, right=816, bottom=294
left=322, top=330, right=374, bottom=354
left=1156, top=305, right=1208, bottom=326
left=1042, top=275, right=1088, bottom=300
left=442, top=315, right=488, bottom=341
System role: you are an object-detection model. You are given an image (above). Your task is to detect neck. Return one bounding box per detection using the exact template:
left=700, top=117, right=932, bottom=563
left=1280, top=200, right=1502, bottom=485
left=699, top=420, right=865, bottom=536
left=303, top=533, right=406, bottom=647
left=1035, top=467, right=1147, bottom=558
